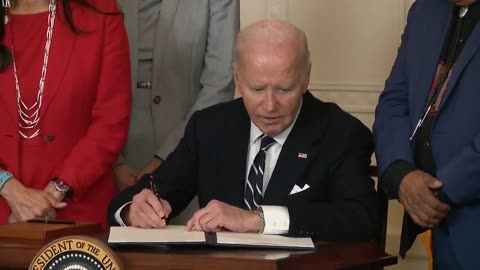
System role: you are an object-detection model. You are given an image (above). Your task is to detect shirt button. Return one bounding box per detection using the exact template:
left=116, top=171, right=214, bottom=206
left=153, top=96, right=162, bottom=104
left=426, top=141, right=430, bottom=147
left=45, top=135, right=55, bottom=142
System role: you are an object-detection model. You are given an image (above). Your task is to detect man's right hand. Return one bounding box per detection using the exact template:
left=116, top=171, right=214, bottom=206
left=114, top=164, right=138, bottom=192
left=1, top=178, right=67, bottom=221
left=399, top=170, right=450, bottom=228
left=123, top=189, right=171, bottom=228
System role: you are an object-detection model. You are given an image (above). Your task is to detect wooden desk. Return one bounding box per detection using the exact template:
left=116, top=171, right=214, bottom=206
left=0, top=237, right=397, bottom=270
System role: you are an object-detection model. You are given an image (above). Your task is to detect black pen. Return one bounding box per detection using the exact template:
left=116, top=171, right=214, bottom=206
left=149, top=175, right=167, bottom=226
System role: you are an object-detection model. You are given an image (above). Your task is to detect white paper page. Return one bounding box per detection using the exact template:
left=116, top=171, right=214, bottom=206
left=108, top=225, right=205, bottom=243
left=215, top=232, right=314, bottom=249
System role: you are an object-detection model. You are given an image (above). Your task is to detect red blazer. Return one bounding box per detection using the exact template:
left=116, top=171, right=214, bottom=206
left=0, top=0, right=131, bottom=230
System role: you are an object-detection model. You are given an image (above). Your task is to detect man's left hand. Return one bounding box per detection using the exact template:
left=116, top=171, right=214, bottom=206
left=185, top=200, right=260, bottom=233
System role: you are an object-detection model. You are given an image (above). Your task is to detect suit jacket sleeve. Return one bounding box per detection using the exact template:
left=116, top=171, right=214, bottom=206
left=287, top=120, right=378, bottom=241
left=438, top=132, right=480, bottom=205
left=53, top=3, right=131, bottom=200
left=108, top=112, right=201, bottom=225
left=0, top=158, right=7, bottom=171
left=373, top=3, right=418, bottom=199
left=155, top=0, right=239, bottom=159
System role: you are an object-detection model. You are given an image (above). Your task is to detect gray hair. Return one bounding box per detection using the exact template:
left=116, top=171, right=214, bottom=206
left=233, top=19, right=311, bottom=76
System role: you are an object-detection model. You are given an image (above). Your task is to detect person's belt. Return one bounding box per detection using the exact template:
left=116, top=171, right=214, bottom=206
left=137, top=81, right=152, bottom=89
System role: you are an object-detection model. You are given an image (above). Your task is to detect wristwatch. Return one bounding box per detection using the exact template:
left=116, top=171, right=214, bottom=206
left=255, top=206, right=265, bottom=234
left=51, top=178, right=73, bottom=202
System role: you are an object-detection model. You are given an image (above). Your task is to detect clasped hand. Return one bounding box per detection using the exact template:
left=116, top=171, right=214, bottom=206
left=3, top=178, right=66, bottom=223
left=114, top=159, right=162, bottom=192
left=399, top=170, right=450, bottom=228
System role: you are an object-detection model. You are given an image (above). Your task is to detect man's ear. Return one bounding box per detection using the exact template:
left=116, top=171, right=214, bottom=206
left=302, top=62, right=312, bottom=93
left=233, top=63, right=241, bottom=86
left=306, top=62, right=312, bottom=76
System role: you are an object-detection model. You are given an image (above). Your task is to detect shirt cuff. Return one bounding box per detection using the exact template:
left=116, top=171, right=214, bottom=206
left=261, top=205, right=289, bottom=234
left=381, top=160, right=416, bottom=199
left=114, top=201, right=132, bottom=226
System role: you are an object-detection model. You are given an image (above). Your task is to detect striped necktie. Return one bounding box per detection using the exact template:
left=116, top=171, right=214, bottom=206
left=244, top=135, right=276, bottom=210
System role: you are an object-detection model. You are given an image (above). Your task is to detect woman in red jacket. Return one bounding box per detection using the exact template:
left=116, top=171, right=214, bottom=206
left=0, top=0, right=131, bottom=230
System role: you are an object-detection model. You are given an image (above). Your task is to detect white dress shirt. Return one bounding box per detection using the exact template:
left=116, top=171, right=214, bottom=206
left=245, top=102, right=301, bottom=234
left=116, top=101, right=303, bottom=235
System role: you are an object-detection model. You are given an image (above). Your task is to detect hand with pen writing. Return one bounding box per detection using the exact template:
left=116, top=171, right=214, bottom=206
left=122, top=180, right=171, bottom=228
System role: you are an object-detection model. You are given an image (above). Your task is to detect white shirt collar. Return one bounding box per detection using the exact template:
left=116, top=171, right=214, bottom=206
left=249, top=99, right=303, bottom=147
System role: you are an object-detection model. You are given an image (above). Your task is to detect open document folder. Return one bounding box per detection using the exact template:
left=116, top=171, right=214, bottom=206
left=108, top=225, right=315, bottom=250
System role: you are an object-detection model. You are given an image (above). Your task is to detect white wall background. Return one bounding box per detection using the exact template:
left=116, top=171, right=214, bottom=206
left=239, top=1, right=427, bottom=269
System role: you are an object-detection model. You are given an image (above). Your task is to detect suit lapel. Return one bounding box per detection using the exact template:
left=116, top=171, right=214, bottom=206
left=263, top=93, right=325, bottom=205
left=411, top=2, right=452, bottom=119
left=223, top=102, right=251, bottom=207
left=152, top=0, right=179, bottom=87
left=40, top=2, right=76, bottom=117
left=440, top=21, right=480, bottom=110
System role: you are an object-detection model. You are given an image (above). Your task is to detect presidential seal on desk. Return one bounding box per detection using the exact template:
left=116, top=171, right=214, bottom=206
left=29, top=235, right=122, bottom=270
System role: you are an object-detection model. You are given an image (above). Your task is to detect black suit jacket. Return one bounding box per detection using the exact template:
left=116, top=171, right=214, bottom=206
left=108, top=91, right=378, bottom=241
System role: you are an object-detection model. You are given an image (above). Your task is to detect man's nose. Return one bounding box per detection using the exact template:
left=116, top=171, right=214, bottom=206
left=264, top=91, right=278, bottom=112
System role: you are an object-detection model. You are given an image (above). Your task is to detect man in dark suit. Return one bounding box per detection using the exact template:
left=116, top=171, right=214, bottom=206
left=374, top=0, right=480, bottom=269
left=108, top=19, right=378, bottom=241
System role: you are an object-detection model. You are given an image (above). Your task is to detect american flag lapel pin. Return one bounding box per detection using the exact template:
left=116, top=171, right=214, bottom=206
left=298, top=152, right=308, bottom=159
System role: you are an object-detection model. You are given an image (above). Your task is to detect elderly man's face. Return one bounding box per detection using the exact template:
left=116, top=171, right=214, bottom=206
left=235, top=45, right=310, bottom=137
left=451, top=0, right=477, bottom=6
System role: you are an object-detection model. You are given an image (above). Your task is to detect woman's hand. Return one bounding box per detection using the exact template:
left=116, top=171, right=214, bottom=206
left=1, top=178, right=67, bottom=221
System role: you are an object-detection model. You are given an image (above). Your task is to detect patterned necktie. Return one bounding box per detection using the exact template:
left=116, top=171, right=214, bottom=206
left=244, top=135, right=276, bottom=210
